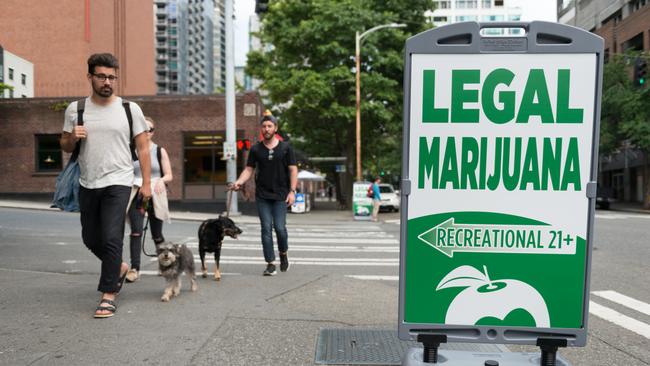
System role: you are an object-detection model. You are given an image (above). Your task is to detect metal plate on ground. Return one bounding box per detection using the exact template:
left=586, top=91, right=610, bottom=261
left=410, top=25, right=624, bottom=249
left=315, top=328, right=508, bottom=365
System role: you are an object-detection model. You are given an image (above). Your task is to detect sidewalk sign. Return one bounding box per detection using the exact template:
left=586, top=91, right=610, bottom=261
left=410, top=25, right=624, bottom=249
left=399, top=22, right=603, bottom=364
left=353, top=181, right=373, bottom=220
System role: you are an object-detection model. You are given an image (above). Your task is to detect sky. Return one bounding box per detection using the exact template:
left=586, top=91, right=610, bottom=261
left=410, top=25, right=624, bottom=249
left=234, top=0, right=558, bottom=66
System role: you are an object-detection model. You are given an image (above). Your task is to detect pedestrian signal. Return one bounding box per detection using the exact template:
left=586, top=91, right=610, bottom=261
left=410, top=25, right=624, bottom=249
left=237, top=139, right=251, bottom=151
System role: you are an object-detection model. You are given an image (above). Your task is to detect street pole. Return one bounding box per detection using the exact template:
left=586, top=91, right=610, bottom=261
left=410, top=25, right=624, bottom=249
left=355, top=32, right=362, bottom=182
left=354, top=23, right=406, bottom=182
left=225, top=0, right=238, bottom=214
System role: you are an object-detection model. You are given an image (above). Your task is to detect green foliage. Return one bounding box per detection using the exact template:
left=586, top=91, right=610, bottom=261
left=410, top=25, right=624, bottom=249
left=601, top=53, right=650, bottom=154
left=0, top=82, right=13, bottom=94
left=50, top=101, right=70, bottom=112
left=246, top=0, right=432, bottom=183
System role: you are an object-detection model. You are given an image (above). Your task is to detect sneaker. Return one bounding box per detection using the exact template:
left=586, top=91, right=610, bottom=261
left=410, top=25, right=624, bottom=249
left=125, top=269, right=139, bottom=283
left=263, top=263, right=277, bottom=276
left=280, top=253, right=290, bottom=272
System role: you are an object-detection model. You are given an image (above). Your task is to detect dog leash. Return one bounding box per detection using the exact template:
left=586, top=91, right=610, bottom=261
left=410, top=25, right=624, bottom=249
left=225, top=189, right=233, bottom=217
left=141, top=205, right=158, bottom=258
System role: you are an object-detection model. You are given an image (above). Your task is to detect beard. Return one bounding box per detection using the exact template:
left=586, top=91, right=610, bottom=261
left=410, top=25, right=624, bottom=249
left=92, top=83, right=113, bottom=98
left=262, top=131, right=274, bottom=141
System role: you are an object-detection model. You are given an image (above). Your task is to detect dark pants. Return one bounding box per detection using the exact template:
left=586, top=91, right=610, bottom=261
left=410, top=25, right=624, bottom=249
left=256, top=197, right=288, bottom=263
left=127, top=193, right=164, bottom=270
left=79, top=185, right=131, bottom=293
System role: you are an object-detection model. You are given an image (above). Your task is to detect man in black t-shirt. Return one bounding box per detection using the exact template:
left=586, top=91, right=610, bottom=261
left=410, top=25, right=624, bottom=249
left=232, top=113, right=298, bottom=276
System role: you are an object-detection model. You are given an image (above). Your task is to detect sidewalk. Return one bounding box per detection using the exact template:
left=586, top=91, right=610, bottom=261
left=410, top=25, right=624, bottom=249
left=0, top=195, right=357, bottom=224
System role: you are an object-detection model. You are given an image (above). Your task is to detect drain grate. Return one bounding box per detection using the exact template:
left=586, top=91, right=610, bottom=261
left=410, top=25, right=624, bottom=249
left=315, top=328, right=508, bottom=365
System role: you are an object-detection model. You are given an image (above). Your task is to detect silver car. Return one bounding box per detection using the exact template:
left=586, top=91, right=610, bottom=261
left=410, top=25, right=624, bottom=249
left=379, top=183, right=400, bottom=212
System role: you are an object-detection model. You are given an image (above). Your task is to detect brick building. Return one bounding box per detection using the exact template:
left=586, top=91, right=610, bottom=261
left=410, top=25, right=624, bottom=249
left=0, top=92, right=264, bottom=201
left=558, top=0, right=650, bottom=203
left=0, top=0, right=156, bottom=97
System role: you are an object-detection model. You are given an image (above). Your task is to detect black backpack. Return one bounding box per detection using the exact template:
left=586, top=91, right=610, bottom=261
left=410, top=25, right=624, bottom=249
left=75, top=98, right=137, bottom=161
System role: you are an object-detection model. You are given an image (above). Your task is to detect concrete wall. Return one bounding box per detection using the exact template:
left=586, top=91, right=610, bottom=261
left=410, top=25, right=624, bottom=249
left=0, top=92, right=263, bottom=200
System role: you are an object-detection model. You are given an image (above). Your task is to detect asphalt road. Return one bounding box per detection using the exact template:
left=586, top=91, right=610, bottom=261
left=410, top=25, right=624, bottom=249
left=0, top=207, right=648, bottom=365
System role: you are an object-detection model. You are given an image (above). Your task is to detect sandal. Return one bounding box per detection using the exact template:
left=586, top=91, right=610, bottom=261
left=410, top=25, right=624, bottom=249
left=94, top=298, right=117, bottom=319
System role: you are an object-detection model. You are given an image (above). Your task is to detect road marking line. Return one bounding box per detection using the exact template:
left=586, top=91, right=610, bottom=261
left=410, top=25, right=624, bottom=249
left=201, top=255, right=398, bottom=262
left=592, top=291, right=650, bottom=316
left=345, top=275, right=399, bottom=281
left=138, top=270, right=241, bottom=277
left=147, top=258, right=399, bottom=267
left=589, top=301, right=650, bottom=339
left=232, top=236, right=398, bottom=244
left=182, top=243, right=399, bottom=253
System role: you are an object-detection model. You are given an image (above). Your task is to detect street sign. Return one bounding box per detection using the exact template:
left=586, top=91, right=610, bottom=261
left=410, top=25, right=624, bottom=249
left=222, top=141, right=236, bottom=160
left=399, top=22, right=604, bottom=349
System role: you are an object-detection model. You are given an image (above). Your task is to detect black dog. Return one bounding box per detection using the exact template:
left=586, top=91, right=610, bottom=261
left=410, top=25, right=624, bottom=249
left=198, top=215, right=243, bottom=281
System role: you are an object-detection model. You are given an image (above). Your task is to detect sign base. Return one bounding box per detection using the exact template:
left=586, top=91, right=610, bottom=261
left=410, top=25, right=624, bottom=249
left=402, top=347, right=571, bottom=366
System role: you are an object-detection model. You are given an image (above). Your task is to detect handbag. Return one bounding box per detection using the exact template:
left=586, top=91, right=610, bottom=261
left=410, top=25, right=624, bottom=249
left=51, top=99, right=85, bottom=212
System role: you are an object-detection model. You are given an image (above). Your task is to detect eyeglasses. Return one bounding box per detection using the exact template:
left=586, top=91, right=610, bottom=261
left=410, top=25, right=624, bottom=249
left=148, top=128, right=155, bottom=133
left=92, top=73, right=118, bottom=82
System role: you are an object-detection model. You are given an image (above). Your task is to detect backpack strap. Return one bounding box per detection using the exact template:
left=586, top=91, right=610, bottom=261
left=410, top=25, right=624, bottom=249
left=121, top=100, right=138, bottom=161
left=70, top=99, right=86, bottom=162
left=156, top=145, right=163, bottom=178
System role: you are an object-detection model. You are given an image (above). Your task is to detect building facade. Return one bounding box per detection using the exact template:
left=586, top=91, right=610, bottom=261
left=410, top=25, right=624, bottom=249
left=155, top=0, right=227, bottom=95
left=559, top=0, right=650, bottom=203
left=427, top=0, right=523, bottom=35
left=0, top=0, right=156, bottom=97
left=0, top=93, right=264, bottom=201
left=0, top=46, right=34, bottom=98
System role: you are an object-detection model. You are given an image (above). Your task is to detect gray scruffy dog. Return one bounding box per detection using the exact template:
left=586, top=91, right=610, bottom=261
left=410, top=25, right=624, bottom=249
left=157, top=242, right=198, bottom=302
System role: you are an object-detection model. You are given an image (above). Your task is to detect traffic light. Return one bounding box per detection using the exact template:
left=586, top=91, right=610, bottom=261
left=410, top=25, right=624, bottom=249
left=237, top=139, right=251, bottom=151
left=634, top=57, right=647, bottom=87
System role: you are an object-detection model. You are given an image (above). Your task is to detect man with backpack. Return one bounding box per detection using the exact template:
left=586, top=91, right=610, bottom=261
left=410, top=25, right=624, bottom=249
left=60, top=53, right=151, bottom=318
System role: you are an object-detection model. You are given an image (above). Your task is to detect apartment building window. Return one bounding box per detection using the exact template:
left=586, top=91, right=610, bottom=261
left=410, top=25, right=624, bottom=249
left=495, top=0, right=504, bottom=5
left=9, top=89, right=13, bottom=98
left=35, top=134, right=63, bottom=172
left=433, top=16, right=449, bottom=22
left=8, top=68, right=14, bottom=80
left=456, top=15, right=478, bottom=22
left=435, top=0, right=451, bottom=9
left=21, top=74, right=26, bottom=85
left=457, top=0, right=478, bottom=8
left=482, top=0, right=491, bottom=8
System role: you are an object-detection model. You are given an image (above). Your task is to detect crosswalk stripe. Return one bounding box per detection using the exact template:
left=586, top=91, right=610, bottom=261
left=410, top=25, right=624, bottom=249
left=195, top=255, right=398, bottom=262
left=225, top=236, right=398, bottom=244
left=589, top=301, right=650, bottom=339
left=592, top=290, right=650, bottom=316
left=148, top=258, right=399, bottom=267
left=183, top=243, right=399, bottom=253
left=345, top=275, right=399, bottom=281
left=138, top=270, right=241, bottom=277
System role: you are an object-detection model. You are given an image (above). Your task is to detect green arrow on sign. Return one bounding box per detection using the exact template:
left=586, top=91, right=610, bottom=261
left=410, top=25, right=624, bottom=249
left=417, top=218, right=575, bottom=258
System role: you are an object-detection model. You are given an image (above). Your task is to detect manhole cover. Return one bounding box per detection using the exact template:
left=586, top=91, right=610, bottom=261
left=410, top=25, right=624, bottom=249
left=315, top=328, right=508, bottom=365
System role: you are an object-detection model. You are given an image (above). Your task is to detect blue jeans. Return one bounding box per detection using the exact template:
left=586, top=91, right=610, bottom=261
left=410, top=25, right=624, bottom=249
left=256, top=197, right=288, bottom=263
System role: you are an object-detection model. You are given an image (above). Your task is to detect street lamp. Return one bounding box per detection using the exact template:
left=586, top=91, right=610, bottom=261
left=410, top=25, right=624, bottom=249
left=355, top=22, right=406, bottom=182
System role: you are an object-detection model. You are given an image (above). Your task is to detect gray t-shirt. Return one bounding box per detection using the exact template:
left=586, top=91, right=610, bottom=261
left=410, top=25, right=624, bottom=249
left=133, top=143, right=161, bottom=187
left=63, top=97, right=148, bottom=189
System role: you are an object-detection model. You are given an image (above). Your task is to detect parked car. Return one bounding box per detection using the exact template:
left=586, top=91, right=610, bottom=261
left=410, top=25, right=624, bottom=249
left=378, top=184, right=400, bottom=212
left=596, top=185, right=614, bottom=210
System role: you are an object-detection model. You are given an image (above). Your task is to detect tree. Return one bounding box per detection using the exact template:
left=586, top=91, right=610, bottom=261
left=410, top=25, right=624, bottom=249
left=246, top=0, right=432, bottom=206
left=600, top=53, right=650, bottom=208
left=0, top=82, right=13, bottom=96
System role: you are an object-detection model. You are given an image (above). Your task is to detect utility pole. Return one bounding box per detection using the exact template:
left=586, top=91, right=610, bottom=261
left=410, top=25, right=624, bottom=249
left=225, top=0, right=238, bottom=214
